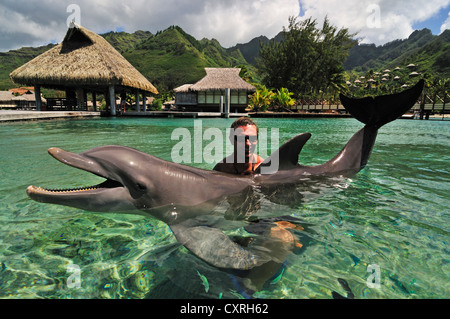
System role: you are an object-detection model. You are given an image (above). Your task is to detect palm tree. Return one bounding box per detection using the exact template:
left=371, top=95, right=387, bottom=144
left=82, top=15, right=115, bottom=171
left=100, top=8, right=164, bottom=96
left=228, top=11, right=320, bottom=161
left=249, top=85, right=274, bottom=112
left=274, top=87, right=296, bottom=111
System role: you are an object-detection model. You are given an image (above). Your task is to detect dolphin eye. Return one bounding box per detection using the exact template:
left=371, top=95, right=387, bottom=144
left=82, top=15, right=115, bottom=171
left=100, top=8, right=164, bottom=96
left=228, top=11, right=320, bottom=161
left=136, top=183, right=147, bottom=191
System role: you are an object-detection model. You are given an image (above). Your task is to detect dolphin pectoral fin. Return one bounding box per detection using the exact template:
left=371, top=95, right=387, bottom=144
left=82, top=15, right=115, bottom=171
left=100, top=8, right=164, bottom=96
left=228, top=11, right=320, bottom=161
left=256, top=133, right=312, bottom=174
left=340, top=79, right=424, bottom=128
left=170, top=224, right=269, bottom=270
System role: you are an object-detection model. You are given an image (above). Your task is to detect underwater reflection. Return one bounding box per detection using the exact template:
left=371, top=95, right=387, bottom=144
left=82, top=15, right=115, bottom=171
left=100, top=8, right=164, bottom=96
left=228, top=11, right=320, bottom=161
left=139, top=175, right=346, bottom=298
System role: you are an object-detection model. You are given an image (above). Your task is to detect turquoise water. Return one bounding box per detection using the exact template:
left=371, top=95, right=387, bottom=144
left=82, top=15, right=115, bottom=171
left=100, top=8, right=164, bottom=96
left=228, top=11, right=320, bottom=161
left=0, top=117, right=448, bottom=299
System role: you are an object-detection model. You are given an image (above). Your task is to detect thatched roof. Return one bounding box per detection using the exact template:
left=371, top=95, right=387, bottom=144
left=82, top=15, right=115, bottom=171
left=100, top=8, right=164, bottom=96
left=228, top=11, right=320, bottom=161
left=0, top=91, right=46, bottom=103
left=188, top=68, right=256, bottom=92
left=0, top=91, right=16, bottom=102
left=10, top=23, right=158, bottom=94
left=173, top=84, right=194, bottom=93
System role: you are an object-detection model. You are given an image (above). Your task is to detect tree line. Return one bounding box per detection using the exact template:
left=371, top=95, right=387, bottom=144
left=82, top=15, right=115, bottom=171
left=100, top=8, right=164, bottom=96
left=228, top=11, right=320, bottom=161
left=248, top=16, right=449, bottom=112
left=250, top=16, right=355, bottom=110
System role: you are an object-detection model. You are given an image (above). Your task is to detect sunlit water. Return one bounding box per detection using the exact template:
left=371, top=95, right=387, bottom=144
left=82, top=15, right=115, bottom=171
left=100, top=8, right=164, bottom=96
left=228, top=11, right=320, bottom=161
left=0, top=117, right=448, bottom=299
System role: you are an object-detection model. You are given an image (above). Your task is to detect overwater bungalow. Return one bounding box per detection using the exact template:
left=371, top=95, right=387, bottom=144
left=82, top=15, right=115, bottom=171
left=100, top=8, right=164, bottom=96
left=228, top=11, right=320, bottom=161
left=9, top=23, right=158, bottom=115
left=174, top=68, right=256, bottom=113
left=0, top=90, right=46, bottom=110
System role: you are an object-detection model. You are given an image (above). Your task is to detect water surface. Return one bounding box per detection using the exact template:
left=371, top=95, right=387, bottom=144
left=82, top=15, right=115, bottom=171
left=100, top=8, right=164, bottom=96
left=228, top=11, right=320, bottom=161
left=0, top=117, right=448, bottom=298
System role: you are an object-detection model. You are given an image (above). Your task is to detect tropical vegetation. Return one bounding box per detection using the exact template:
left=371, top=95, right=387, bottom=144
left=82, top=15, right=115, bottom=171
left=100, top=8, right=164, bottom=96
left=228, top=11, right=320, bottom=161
left=0, top=17, right=449, bottom=111
left=258, top=16, right=355, bottom=99
left=248, top=85, right=297, bottom=111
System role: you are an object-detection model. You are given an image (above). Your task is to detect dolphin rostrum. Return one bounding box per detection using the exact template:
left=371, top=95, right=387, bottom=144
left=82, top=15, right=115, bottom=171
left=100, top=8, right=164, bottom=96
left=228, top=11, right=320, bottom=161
left=26, top=80, right=424, bottom=271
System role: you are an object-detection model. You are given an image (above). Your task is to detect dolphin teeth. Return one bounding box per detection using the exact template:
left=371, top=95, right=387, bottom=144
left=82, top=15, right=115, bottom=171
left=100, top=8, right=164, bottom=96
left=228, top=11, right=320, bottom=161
left=38, top=186, right=101, bottom=194
left=32, top=179, right=123, bottom=195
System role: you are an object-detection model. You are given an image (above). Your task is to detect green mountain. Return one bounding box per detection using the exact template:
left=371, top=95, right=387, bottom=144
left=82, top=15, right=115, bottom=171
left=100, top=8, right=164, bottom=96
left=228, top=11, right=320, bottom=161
left=120, top=26, right=250, bottom=91
left=1, top=25, right=448, bottom=93
left=344, top=28, right=450, bottom=77
left=102, top=30, right=153, bottom=53
left=227, top=35, right=270, bottom=65
left=0, top=25, right=251, bottom=92
left=0, top=44, right=56, bottom=90
left=230, top=28, right=449, bottom=80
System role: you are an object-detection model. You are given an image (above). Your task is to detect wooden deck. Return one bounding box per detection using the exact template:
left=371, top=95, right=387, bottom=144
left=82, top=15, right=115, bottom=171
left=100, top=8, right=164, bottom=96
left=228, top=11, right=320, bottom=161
left=0, top=110, right=100, bottom=122
left=119, top=111, right=248, bottom=118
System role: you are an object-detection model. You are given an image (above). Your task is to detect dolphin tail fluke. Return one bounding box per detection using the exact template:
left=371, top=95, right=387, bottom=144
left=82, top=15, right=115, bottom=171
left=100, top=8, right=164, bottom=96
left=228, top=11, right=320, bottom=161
left=309, top=80, right=424, bottom=175
left=339, top=79, right=424, bottom=129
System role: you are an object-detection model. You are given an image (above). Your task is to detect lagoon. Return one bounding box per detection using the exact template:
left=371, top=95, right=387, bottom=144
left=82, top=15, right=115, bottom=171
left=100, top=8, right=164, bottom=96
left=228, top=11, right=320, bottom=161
left=0, top=117, right=448, bottom=298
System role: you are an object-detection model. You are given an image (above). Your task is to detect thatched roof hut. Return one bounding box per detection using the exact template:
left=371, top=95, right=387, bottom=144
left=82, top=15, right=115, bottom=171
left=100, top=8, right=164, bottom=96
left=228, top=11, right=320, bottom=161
left=0, top=90, right=46, bottom=109
left=10, top=23, right=157, bottom=114
left=173, top=68, right=256, bottom=113
left=189, top=68, right=256, bottom=92
left=10, top=23, right=157, bottom=94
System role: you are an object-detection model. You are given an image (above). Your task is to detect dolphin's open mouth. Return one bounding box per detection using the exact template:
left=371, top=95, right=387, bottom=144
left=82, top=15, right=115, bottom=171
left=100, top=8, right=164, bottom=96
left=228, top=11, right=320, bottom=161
left=27, top=179, right=123, bottom=195
left=27, top=147, right=125, bottom=198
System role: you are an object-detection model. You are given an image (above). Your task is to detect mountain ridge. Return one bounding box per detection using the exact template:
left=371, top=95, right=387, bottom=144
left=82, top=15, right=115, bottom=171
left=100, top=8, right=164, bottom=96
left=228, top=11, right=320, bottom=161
left=0, top=25, right=448, bottom=92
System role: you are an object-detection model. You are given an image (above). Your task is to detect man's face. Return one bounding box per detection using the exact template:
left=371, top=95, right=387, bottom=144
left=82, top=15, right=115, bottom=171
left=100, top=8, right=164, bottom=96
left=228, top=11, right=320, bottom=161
left=231, top=125, right=258, bottom=160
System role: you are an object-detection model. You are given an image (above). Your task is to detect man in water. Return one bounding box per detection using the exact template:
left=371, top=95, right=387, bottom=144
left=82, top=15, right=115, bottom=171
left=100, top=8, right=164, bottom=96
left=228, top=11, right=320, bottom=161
left=213, top=118, right=303, bottom=293
left=213, top=117, right=303, bottom=242
left=213, top=117, right=264, bottom=175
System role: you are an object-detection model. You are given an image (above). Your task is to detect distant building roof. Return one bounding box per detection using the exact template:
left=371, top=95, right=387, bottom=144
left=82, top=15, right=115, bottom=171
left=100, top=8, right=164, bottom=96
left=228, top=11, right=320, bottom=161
left=0, top=91, right=15, bottom=102
left=9, top=87, right=34, bottom=95
left=0, top=91, right=46, bottom=103
left=10, top=23, right=158, bottom=94
left=188, top=68, right=256, bottom=92
left=173, top=84, right=194, bottom=93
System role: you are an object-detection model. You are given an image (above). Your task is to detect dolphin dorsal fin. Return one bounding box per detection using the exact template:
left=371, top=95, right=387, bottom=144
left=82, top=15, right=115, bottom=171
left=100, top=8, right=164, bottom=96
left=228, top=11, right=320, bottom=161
left=256, top=133, right=311, bottom=174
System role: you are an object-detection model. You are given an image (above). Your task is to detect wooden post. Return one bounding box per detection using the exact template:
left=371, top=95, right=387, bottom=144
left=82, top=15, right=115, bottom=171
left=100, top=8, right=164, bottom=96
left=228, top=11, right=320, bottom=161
left=92, top=92, right=97, bottom=112
left=66, top=89, right=76, bottom=110
left=76, top=88, right=84, bottom=111
left=224, top=88, right=230, bottom=118
left=109, top=85, right=116, bottom=116
left=143, top=92, right=147, bottom=112
left=34, top=85, right=41, bottom=111
left=136, top=90, right=140, bottom=112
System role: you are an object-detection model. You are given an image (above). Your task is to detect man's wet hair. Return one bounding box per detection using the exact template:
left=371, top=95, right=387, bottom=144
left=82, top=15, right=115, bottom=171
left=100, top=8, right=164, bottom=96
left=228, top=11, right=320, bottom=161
left=230, top=117, right=258, bottom=134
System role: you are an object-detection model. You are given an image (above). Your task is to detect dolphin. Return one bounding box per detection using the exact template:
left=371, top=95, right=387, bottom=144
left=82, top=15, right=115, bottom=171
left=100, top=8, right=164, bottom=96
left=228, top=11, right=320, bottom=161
left=26, top=80, right=424, bottom=271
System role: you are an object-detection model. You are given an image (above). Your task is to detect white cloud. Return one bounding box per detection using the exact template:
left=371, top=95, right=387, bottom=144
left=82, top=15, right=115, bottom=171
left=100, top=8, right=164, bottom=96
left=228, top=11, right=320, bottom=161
left=0, top=0, right=300, bottom=51
left=298, top=0, right=450, bottom=45
left=184, top=0, right=300, bottom=45
left=0, top=0, right=448, bottom=52
left=441, top=11, right=450, bottom=33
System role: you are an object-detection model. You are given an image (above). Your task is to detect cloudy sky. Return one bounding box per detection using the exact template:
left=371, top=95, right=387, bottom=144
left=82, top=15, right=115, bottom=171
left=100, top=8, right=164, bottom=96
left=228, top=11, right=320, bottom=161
left=0, top=0, right=449, bottom=52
